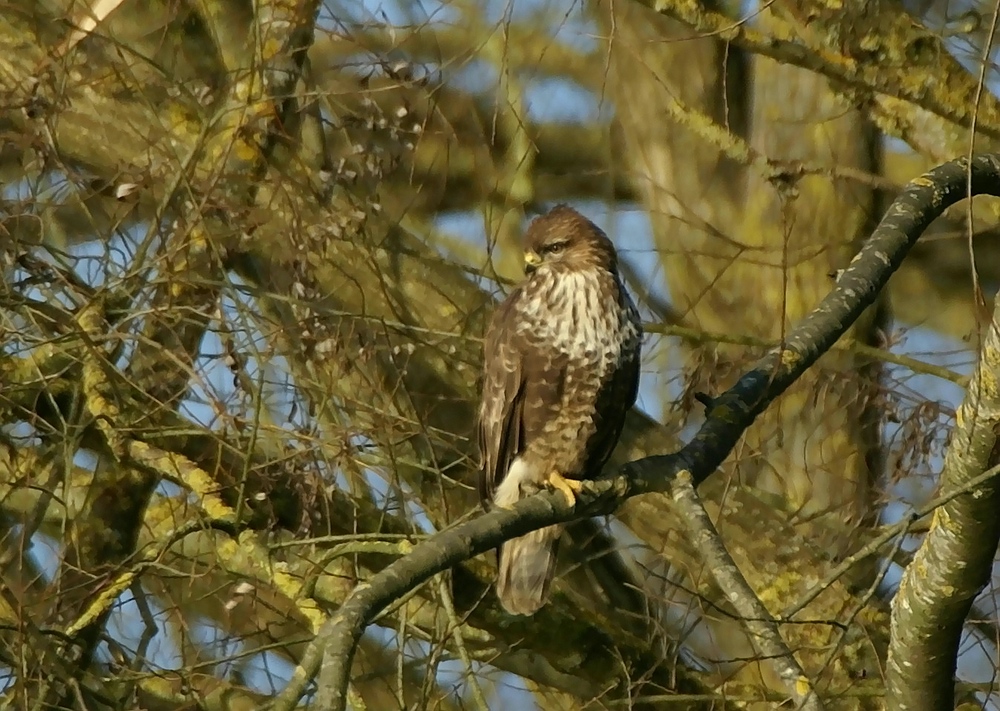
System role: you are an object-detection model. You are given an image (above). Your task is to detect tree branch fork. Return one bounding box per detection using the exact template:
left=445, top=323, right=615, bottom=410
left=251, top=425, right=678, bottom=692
left=273, top=153, right=1000, bottom=711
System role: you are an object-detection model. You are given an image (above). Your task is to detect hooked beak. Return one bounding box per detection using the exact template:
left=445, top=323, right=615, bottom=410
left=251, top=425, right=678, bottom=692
left=524, top=249, right=542, bottom=274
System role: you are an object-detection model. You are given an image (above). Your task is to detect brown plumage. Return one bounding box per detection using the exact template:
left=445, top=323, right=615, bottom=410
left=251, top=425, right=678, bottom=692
left=477, top=205, right=643, bottom=616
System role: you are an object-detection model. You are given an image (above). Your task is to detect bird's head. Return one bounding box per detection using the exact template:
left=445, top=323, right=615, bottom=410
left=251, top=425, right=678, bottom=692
left=522, top=205, right=619, bottom=277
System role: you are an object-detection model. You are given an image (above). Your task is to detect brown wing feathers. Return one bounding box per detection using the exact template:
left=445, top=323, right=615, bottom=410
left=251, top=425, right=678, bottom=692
left=477, top=295, right=525, bottom=506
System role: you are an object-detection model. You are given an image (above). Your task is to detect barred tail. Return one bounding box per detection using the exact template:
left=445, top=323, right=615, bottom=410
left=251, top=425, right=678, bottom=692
left=496, top=525, right=561, bottom=615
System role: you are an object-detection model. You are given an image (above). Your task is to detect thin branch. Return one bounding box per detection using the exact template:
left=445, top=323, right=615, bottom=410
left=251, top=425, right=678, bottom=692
left=782, top=461, right=1000, bottom=621
left=644, top=322, right=968, bottom=386
left=274, top=153, right=1000, bottom=711
left=632, top=154, right=1000, bottom=489
left=274, top=489, right=588, bottom=711
left=434, top=573, right=490, bottom=711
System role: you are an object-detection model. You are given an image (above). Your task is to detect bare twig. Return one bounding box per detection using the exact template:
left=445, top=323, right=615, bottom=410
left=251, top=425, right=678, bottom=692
left=783, top=461, right=1000, bottom=621
left=644, top=322, right=968, bottom=385
left=434, top=573, right=490, bottom=711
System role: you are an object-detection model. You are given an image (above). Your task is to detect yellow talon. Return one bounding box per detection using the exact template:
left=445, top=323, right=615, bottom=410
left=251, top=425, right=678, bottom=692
left=549, top=472, right=584, bottom=507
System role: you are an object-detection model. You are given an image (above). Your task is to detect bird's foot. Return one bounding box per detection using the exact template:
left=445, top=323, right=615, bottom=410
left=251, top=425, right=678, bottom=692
left=548, top=472, right=584, bottom=507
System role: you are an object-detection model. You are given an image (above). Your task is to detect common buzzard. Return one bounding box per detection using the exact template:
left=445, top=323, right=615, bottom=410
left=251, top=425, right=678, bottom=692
left=478, top=205, right=643, bottom=615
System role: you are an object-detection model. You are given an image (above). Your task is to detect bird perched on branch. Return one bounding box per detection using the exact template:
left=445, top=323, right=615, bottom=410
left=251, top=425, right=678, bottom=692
left=477, top=205, right=643, bottom=616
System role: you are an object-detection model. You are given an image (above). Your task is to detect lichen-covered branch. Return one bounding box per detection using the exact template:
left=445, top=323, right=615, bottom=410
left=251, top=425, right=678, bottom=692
left=2, top=4, right=324, bottom=704
left=641, top=0, right=1000, bottom=152
left=0, top=381, right=707, bottom=703
left=885, top=300, right=1000, bottom=706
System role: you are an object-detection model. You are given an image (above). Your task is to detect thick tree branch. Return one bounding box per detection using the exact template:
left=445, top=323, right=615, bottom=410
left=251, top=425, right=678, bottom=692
left=885, top=298, right=1000, bottom=705
left=279, top=153, right=1000, bottom=711
left=641, top=0, right=1000, bottom=152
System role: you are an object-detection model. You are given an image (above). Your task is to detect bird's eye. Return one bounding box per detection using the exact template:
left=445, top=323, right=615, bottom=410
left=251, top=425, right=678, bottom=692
left=543, top=241, right=568, bottom=255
